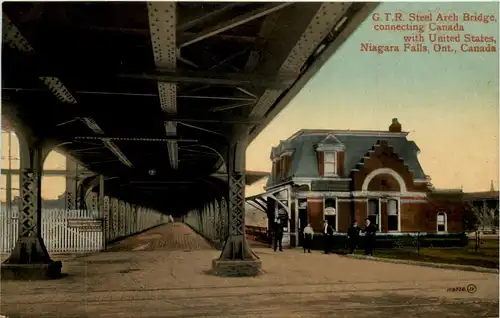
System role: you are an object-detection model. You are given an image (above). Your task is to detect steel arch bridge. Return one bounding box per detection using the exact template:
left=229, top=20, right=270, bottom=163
left=1, top=2, right=378, bottom=278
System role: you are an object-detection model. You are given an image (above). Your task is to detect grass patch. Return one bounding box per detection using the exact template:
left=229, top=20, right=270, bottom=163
left=347, top=237, right=499, bottom=269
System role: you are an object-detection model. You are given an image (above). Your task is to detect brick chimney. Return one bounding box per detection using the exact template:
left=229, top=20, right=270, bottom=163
left=389, top=118, right=402, bottom=132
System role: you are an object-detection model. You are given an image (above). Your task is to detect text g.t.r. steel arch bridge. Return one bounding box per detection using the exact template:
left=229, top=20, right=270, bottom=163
left=1, top=2, right=378, bottom=278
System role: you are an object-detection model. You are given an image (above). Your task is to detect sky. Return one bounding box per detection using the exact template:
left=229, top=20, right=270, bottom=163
left=1, top=2, right=499, bottom=201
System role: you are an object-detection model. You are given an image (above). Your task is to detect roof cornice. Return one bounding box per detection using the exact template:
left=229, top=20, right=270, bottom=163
left=288, top=130, right=409, bottom=139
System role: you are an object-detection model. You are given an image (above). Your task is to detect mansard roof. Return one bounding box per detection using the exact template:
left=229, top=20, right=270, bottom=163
left=267, top=129, right=425, bottom=186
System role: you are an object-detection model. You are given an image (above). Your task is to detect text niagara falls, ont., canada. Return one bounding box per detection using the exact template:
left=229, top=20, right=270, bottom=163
left=361, top=10, right=498, bottom=55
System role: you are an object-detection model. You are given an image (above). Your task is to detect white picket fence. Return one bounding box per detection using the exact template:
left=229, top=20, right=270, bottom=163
left=0, top=208, right=169, bottom=254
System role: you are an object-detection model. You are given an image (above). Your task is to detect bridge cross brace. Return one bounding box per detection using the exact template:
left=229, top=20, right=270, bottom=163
left=1, top=134, right=63, bottom=280
left=212, top=136, right=261, bottom=277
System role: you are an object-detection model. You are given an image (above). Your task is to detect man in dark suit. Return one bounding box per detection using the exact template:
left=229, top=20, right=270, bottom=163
left=273, top=219, right=284, bottom=252
left=362, top=218, right=378, bottom=256
left=323, top=220, right=334, bottom=254
left=347, top=220, right=362, bottom=254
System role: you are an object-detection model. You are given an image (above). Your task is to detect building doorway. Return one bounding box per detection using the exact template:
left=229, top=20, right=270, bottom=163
left=298, top=199, right=307, bottom=246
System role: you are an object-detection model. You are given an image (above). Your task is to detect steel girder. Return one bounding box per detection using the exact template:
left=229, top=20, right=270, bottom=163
left=248, top=3, right=379, bottom=141
left=250, top=3, right=349, bottom=118
left=1, top=3, right=377, bottom=212
left=2, top=12, right=133, bottom=169
left=147, top=3, right=179, bottom=169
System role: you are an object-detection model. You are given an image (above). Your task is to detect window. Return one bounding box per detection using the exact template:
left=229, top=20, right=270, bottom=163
left=280, top=156, right=286, bottom=179
left=367, top=199, right=380, bottom=227
left=437, top=212, right=447, bottom=233
left=387, top=199, right=399, bottom=232
left=324, top=198, right=337, bottom=231
left=274, top=159, right=281, bottom=179
left=324, top=152, right=337, bottom=176
left=298, top=199, right=308, bottom=229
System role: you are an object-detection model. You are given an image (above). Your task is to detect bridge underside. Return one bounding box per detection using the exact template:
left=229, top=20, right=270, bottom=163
left=1, top=2, right=377, bottom=278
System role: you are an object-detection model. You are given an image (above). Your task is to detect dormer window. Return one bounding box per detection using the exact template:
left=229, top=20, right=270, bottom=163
left=324, top=151, right=338, bottom=177
left=315, top=134, right=345, bottom=178
left=280, top=156, right=286, bottom=179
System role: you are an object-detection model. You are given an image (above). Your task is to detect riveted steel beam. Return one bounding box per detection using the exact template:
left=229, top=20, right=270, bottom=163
left=0, top=169, right=95, bottom=176
left=3, top=13, right=77, bottom=105
left=249, top=3, right=379, bottom=142
left=74, top=136, right=198, bottom=143
left=184, top=33, right=256, bottom=44
left=210, top=101, right=255, bottom=112
left=80, top=118, right=133, bottom=168
left=77, top=26, right=256, bottom=42
left=148, top=2, right=178, bottom=169
left=178, top=95, right=255, bottom=101
left=249, top=3, right=350, bottom=118
left=2, top=13, right=34, bottom=52
left=164, top=115, right=263, bottom=125
left=179, top=3, right=292, bottom=48
left=177, top=4, right=240, bottom=32
left=3, top=13, right=132, bottom=167
left=178, top=122, right=225, bottom=137
left=117, top=70, right=296, bottom=89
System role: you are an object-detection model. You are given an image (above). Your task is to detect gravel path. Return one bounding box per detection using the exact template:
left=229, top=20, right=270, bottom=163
left=107, top=223, right=213, bottom=252
left=1, top=224, right=498, bottom=318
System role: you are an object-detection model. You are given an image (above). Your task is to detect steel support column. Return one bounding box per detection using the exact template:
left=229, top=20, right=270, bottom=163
left=201, top=206, right=206, bottom=236
left=208, top=202, right=214, bottom=240
left=111, top=198, right=119, bottom=241
left=65, top=158, right=77, bottom=211
left=220, top=197, right=228, bottom=242
left=1, top=138, right=63, bottom=280
left=214, top=199, right=221, bottom=242
left=103, top=196, right=110, bottom=244
left=85, top=191, right=98, bottom=214
left=213, top=135, right=260, bottom=276
left=137, top=206, right=142, bottom=231
left=199, top=208, right=204, bottom=234
left=198, top=209, right=202, bottom=231
left=205, top=204, right=210, bottom=238
left=99, top=175, right=105, bottom=217
left=131, top=204, right=137, bottom=234
left=119, top=201, right=126, bottom=237
left=125, top=203, right=131, bottom=236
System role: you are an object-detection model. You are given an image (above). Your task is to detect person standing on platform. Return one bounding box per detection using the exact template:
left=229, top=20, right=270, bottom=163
left=347, top=220, right=362, bottom=254
left=303, top=223, right=315, bottom=253
left=323, top=220, right=333, bottom=254
left=362, top=218, right=378, bottom=256
left=273, top=218, right=284, bottom=252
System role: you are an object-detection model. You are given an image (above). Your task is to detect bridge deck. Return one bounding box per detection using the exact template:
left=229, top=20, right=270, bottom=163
left=1, top=224, right=498, bottom=318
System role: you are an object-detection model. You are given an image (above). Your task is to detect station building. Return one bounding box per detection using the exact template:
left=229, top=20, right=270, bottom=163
left=246, top=119, right=467, bottom=248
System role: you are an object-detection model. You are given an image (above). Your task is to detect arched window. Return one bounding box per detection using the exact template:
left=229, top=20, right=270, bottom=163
left=437, top=212, right=447, bottom=233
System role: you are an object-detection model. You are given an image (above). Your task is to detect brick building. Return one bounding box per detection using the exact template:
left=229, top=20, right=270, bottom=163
left=247, top=119, right=467, bottom=247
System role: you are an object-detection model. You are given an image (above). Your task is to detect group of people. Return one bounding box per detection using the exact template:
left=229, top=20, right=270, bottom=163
left=301, top=218, right=378, bottom=255
left=271, top=213, right=378, bottom=255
